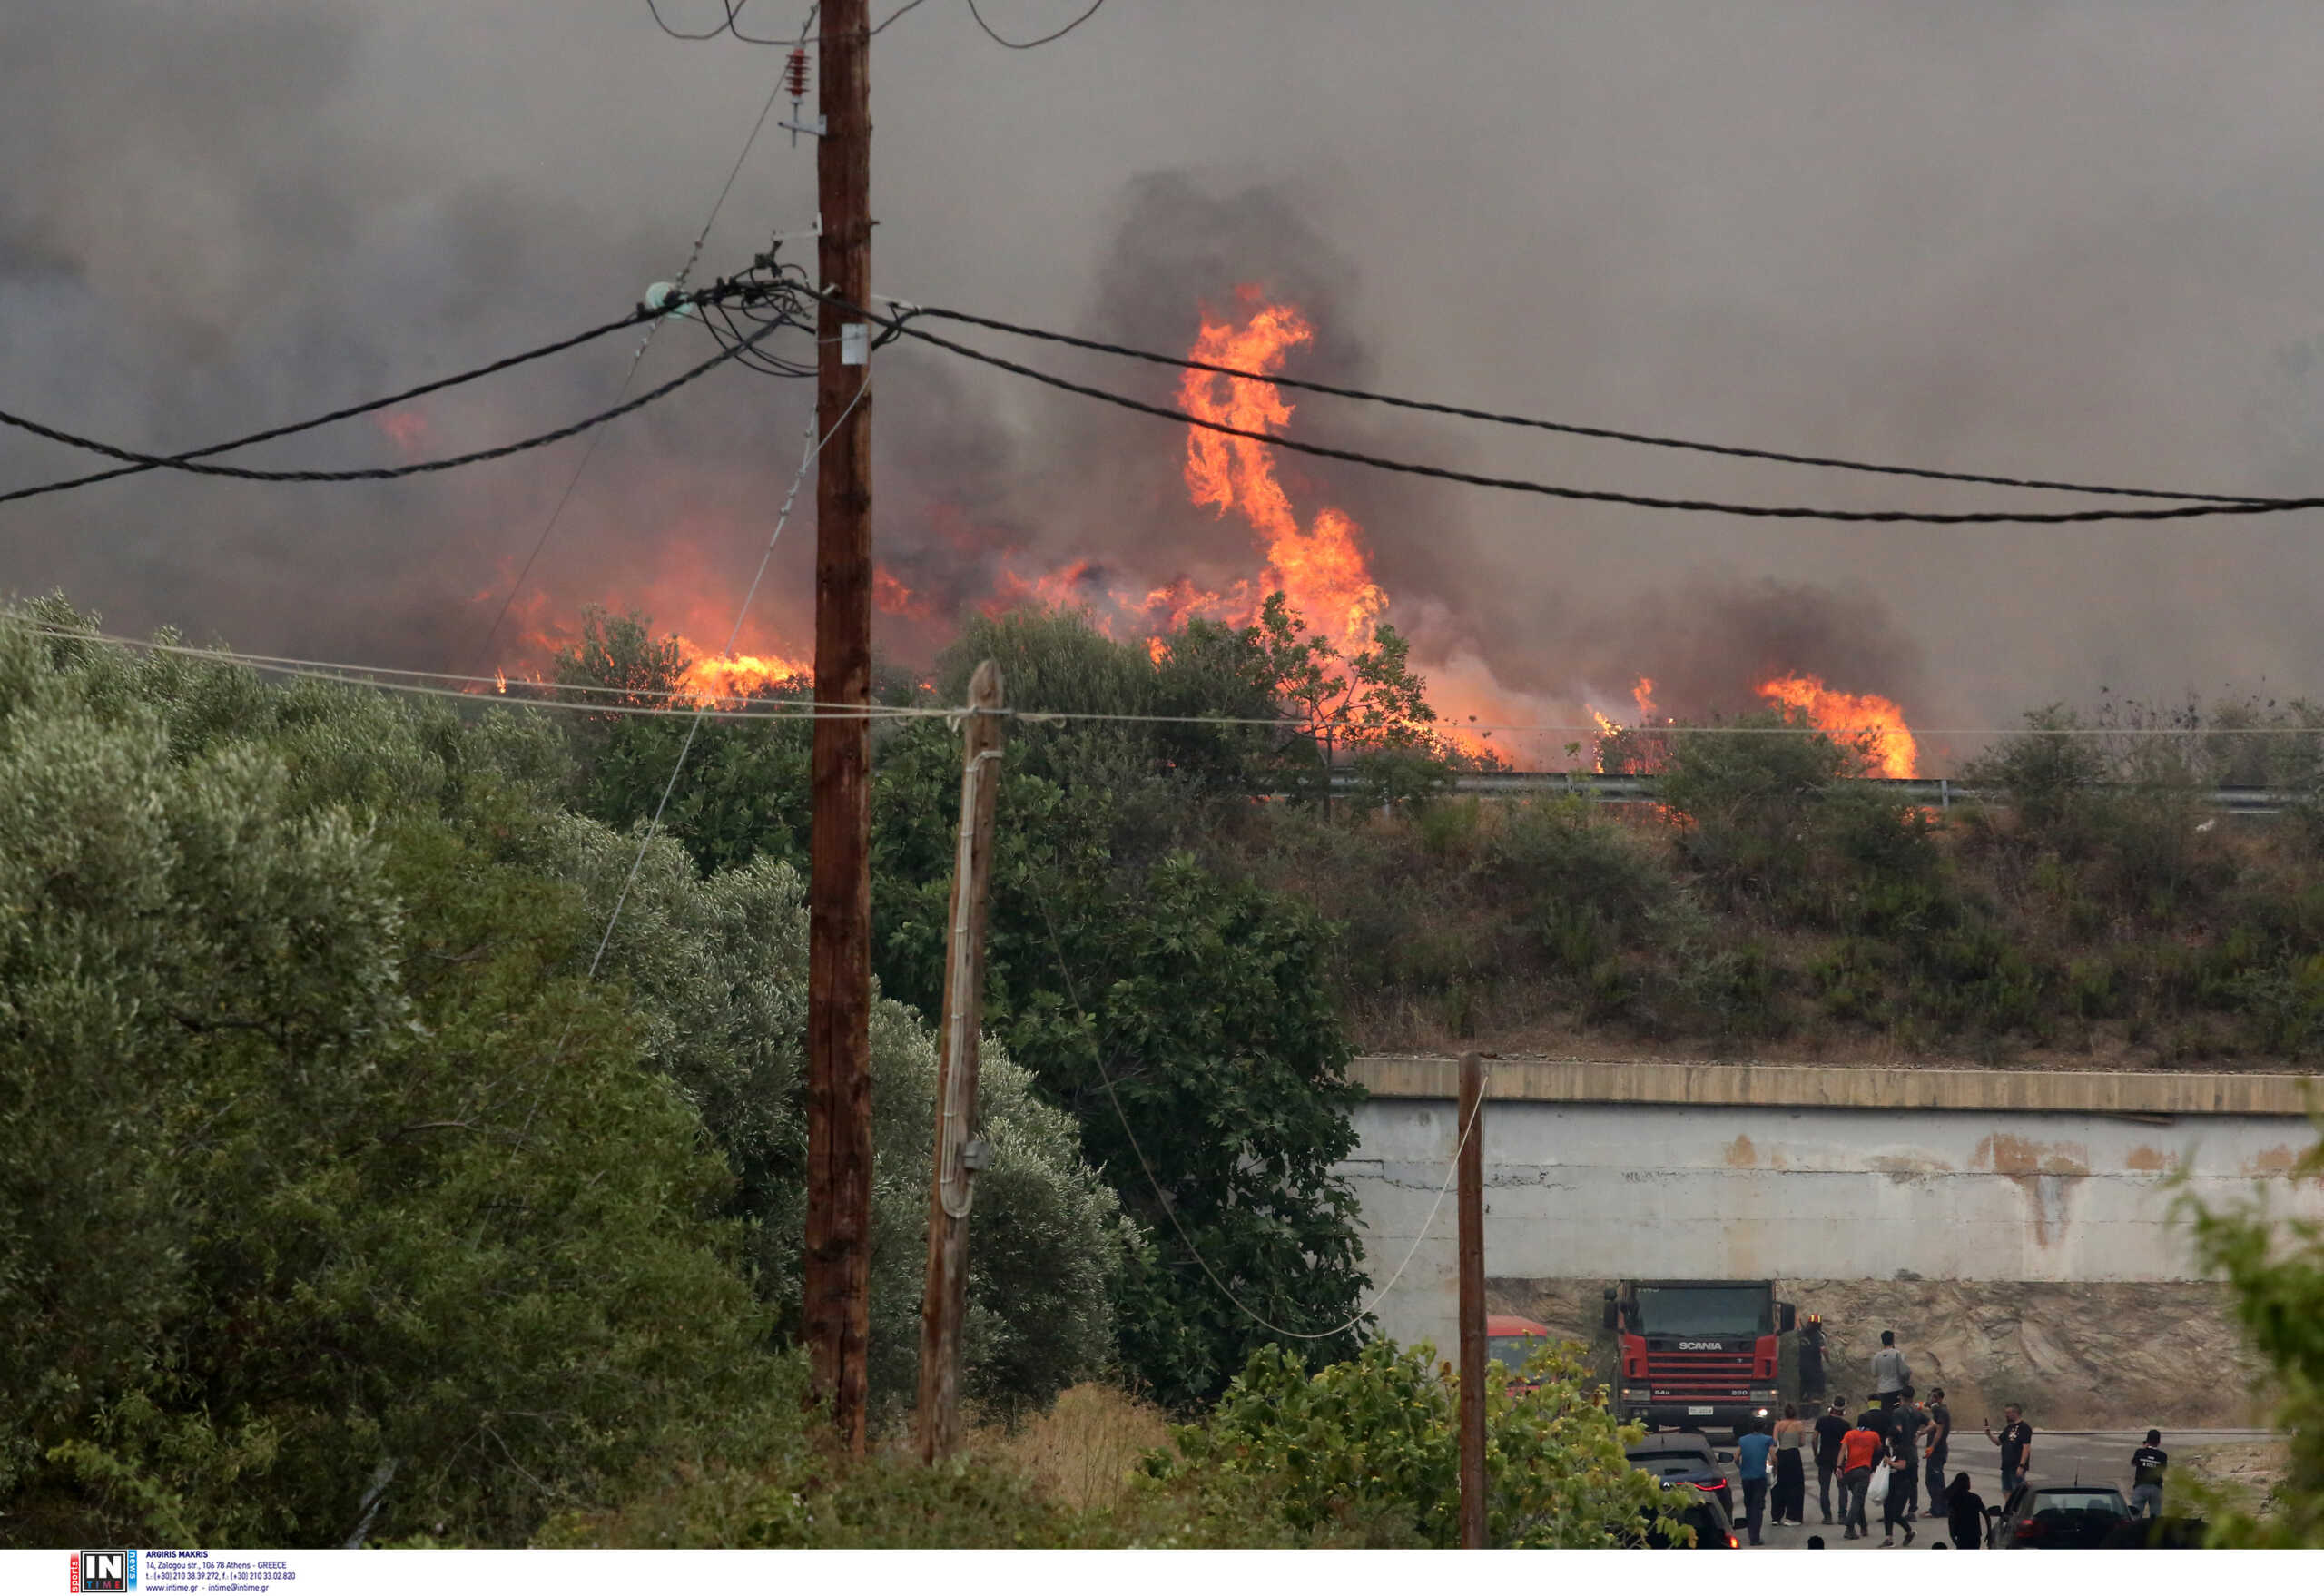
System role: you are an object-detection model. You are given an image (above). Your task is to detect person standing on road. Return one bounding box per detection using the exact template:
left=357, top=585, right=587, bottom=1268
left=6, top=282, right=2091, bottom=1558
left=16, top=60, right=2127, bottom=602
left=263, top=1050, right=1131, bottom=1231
left=1945, top=1473, right=1986, bottom=1548
left=1839, top=1414, right=1883, bottom=1540
left=1736, top=1417, right=1774, bottom=1546
left=1923, top=1386, right=1953, bottom=1514
left=2129, top=1430, right=2169, bottom=1520
left=1984, top=1404, right=2033, bottom=1496
left=1799, top=1314, right=1828, bottom=1401
left=1772, top=1404, right=1808, bottom=1525
left=1880, top=1428, right=1918, bottom=1546
left=1814, top=1398, right=1850, bottom=1524
left=1871, top=1329, right=1910, bottom=1410
left=1888, top=1394, right=1925, bottom=1520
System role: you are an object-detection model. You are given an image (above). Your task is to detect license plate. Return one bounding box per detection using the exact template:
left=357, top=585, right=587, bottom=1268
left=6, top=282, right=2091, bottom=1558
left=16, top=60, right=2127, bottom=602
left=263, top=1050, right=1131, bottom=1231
left=1688, top=1405, right=1714, bottom=1415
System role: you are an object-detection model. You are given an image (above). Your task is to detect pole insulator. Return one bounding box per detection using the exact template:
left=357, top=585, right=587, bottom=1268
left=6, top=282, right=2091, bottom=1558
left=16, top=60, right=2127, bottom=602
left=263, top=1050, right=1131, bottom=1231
left=785, top=47, right=812, bottom=102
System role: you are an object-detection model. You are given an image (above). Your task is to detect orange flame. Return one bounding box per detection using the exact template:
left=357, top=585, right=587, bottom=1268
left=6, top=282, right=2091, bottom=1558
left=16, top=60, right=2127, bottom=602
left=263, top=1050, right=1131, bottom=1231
left=675, top=640, right=809, bottom=703
left=1631, top=676, right=1658, bottom=722
left=1756, top=673, right=1919, bottom=778
left=1179, top=296, right=1388, bottom=657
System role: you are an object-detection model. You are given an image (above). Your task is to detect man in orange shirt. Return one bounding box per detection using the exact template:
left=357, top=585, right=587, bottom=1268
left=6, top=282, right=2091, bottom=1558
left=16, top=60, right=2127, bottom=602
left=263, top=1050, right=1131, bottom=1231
left=1837, top=1415, right=1884, bottom=1540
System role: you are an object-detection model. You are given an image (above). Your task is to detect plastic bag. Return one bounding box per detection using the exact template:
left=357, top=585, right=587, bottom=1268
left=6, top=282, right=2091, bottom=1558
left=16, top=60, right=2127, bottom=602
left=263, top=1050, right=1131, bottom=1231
left=1866, top=1463, right=1891, bottom=1505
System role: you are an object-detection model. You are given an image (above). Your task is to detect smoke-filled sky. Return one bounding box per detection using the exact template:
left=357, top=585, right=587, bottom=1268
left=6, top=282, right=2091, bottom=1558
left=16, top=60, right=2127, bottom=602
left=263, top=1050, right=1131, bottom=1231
left=8, top=1, right=2324, bottom=769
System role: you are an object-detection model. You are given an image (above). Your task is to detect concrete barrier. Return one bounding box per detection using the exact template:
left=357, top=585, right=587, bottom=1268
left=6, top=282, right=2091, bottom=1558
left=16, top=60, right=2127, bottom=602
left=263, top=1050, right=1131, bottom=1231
left=1339, top=1056, right=2323, bottom=1358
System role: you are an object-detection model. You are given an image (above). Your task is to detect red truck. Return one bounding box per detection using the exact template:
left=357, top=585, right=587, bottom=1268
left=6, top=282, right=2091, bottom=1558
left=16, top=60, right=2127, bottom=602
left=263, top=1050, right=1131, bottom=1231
left=1602, top=1278, right=1796, bottom=1434
left=1485, top=1313, right=1555, bottom=1390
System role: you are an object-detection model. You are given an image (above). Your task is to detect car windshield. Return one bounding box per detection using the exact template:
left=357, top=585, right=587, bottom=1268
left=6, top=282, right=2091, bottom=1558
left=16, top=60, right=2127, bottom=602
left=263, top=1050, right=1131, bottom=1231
left=1633, top=1286, right=1770, bottom=1335
left=2033, top=1492, right=2127, bottom=1516
left=1487, top=1335, right=1543, bottom=1372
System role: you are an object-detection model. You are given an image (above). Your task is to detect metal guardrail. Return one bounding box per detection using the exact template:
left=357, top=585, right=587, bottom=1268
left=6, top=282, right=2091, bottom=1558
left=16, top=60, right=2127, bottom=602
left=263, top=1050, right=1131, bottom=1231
left=1324, top=770, right=2308, bottom=813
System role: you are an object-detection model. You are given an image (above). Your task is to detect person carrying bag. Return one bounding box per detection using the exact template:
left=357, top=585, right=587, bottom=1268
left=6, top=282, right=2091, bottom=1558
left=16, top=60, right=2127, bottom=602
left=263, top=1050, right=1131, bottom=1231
left=1838, top=1416, right=1883, bottom=1541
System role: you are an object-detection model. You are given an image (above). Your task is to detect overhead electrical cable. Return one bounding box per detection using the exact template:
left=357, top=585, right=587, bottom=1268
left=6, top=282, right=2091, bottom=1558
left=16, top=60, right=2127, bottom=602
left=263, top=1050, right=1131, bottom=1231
left=0, top=303, right=698, bottom=508
left=964, top=0, right=1107, bottom=49
left=880, top=300, right=2274, bottom=507
left=469, top=52, right=808, bottom=675
left=840, top=296, right=2324, bottom=526
left=0, top=309, right=791, bottom=489
left=15, top=623, right=2312, bottom=740
left=645, top=0, right=935, bottom=45
left=581, top=369, right=867, bottom=987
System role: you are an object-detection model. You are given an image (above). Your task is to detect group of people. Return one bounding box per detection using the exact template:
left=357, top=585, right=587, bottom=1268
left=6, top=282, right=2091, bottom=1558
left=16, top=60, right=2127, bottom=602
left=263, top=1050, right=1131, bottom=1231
left=1723, top=1325, right=2173, bottom=1548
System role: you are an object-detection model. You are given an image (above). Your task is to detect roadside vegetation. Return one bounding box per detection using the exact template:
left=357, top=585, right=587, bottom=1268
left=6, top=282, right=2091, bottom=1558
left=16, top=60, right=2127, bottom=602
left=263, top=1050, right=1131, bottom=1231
left=7, top=590, right=2324, bottom=1546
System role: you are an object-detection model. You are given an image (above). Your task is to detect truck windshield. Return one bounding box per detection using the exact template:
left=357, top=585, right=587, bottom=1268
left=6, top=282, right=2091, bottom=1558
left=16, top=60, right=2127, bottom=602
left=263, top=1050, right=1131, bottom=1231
left=1488, top=1335, right=1543, bottom=1373
left=1633, top=1286, right=1769, bottom=1336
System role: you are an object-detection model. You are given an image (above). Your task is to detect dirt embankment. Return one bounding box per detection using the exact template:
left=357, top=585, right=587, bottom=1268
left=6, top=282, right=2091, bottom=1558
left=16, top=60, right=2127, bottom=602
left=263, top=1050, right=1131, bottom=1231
left=1487, top=1277, right=2269, bottom=1430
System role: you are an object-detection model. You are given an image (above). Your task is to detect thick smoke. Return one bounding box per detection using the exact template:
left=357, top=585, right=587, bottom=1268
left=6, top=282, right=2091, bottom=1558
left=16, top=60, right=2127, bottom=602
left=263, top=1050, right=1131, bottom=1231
left=9, top=2, right=2324, bottom=759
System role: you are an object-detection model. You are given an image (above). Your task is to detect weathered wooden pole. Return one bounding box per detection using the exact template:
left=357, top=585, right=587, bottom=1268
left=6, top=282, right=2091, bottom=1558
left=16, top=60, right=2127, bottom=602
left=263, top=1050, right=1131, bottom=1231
left=1457, top=1049, right=1487, bottom=1549
left=916, top=661, right=1007, bottom=1463
left=804, top=0, right=876, bottom=1453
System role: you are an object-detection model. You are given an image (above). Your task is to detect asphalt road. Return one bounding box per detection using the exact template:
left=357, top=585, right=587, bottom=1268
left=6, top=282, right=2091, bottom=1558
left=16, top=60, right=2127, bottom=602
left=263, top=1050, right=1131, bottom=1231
left=1736, top=1428, right=2270, bottom=1551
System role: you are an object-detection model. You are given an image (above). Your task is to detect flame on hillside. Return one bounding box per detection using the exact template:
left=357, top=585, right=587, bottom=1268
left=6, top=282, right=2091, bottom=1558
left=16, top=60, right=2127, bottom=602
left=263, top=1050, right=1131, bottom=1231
left=1756, top=673, right=1919, bottom=778
left=677, top=644, right=810, bottom=702
left=473, top=294, right=1920, bottom=773
left=1179, top=296, right=1388, bottom=658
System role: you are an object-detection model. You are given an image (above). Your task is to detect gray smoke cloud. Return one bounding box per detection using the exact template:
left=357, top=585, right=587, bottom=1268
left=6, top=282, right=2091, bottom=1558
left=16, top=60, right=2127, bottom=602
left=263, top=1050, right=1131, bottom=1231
left=7, top=1, right=2324, bottom=763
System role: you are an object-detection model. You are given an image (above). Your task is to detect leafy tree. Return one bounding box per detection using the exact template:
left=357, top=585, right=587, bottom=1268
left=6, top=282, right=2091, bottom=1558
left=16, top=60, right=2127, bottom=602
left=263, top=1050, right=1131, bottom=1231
left=1148, top=1338, right=1683, bottom=1547
left=1009, top=856, right=1370, bottom=1406
left=1242, top=592, right=1448, bottom=806
left=0, top=615, right=791, bottom=1545
left=554, top=608, right=816, bottom=874
left=2173, top=1112, right=2324, bottom=1546
left=0, top=602, right=1132, bottom=1542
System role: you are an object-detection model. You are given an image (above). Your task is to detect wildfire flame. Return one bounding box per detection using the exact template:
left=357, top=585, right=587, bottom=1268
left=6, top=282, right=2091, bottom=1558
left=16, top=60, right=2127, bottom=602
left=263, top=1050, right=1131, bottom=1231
left=1756, top=673, right=1918, bottom=778
left=1179, top=295, right=1388, bottom=658
left=675, top=641, right=810, bottom=703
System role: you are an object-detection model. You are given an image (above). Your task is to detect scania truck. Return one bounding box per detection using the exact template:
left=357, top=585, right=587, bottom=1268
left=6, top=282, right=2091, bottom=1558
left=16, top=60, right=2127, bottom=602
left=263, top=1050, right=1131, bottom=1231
left=1602, top=1278, right=1796, bottom=1434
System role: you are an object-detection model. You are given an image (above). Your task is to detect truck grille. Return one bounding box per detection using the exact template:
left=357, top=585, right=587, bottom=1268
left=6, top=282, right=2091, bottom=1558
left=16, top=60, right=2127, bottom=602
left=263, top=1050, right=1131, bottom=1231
left=1645, top=1349, right=1758, bottom=1396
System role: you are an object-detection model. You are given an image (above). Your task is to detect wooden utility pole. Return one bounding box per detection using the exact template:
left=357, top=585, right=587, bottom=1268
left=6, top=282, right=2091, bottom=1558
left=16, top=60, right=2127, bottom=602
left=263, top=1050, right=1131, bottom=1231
left=804, top=0, right=876, bottom=1453
left=1456, top=1049, right=1487, bottom=1550
left=916, top=661, right=1008, bottom=1463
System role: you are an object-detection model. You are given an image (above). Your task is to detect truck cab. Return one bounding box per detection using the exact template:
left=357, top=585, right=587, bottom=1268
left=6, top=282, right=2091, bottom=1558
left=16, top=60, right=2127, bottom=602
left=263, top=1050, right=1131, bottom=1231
left=1486, top=1313, right=1554, bottom=1391
left=1603, top=1278, right=1795, bottom=1436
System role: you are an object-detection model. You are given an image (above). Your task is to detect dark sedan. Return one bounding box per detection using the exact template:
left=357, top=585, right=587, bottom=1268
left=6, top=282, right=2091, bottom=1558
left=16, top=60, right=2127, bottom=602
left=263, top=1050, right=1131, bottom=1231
left=1986, top=1483, right=2132, bottom=1548
left=1641, top=1479, right=1739, bottom=1549
left=1625, top=1433, right=1735, bottom=1518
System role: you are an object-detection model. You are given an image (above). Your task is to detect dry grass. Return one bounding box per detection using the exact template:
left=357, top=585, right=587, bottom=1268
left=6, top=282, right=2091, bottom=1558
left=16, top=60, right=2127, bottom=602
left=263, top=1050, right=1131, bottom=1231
left=976, top=1383, right=1173, bottom=1515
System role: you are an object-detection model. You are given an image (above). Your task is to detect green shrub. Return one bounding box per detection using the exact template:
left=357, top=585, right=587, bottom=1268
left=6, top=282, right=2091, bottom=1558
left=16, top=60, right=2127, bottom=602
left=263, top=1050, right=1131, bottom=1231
left=1147, top=1338, right=1682, bottom=1548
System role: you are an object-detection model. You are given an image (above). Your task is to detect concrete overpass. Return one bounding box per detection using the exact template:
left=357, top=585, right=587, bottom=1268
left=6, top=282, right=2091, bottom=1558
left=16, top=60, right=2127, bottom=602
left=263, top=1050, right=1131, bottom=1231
left=1334, top=1056, right=2324, bottom=1424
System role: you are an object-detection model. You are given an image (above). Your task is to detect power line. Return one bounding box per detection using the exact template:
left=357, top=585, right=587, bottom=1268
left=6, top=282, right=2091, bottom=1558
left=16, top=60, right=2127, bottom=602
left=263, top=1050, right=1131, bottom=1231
left=470, top=57, right=809, bottom=676
left=644, top=0, right=933, bottom=44
left=964, top=0, right=1107, bottom=49
left=846, top=294, right=2324, bottom=526
left=583, top=377, right=863, bottom=981
left=24, top=623, right=2324, bottom=741
left=0, top=303, right=793, bottom=489
left=0, top=306, right=675, bottom=509
left=5, top=624, right=931, bottom=721
left=883, top=300, right=2273, bottom=507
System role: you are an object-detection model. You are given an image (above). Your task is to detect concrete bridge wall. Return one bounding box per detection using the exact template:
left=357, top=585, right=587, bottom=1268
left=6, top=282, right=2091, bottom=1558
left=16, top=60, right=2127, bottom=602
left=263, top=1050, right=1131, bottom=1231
left=1339, top=1058, right=2324, bottom=1359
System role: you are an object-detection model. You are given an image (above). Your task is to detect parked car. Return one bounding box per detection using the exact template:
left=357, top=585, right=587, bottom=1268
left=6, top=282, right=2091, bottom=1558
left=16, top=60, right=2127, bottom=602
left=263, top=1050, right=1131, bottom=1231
left=2102, top=1513, right=2209, bottom=1548
left=1640, top=1477, right=1740, bottom=1549
left=1986, top=1483, right=2132, bottom=1548
left=1625, top=1433, right=1735, bottom=1518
